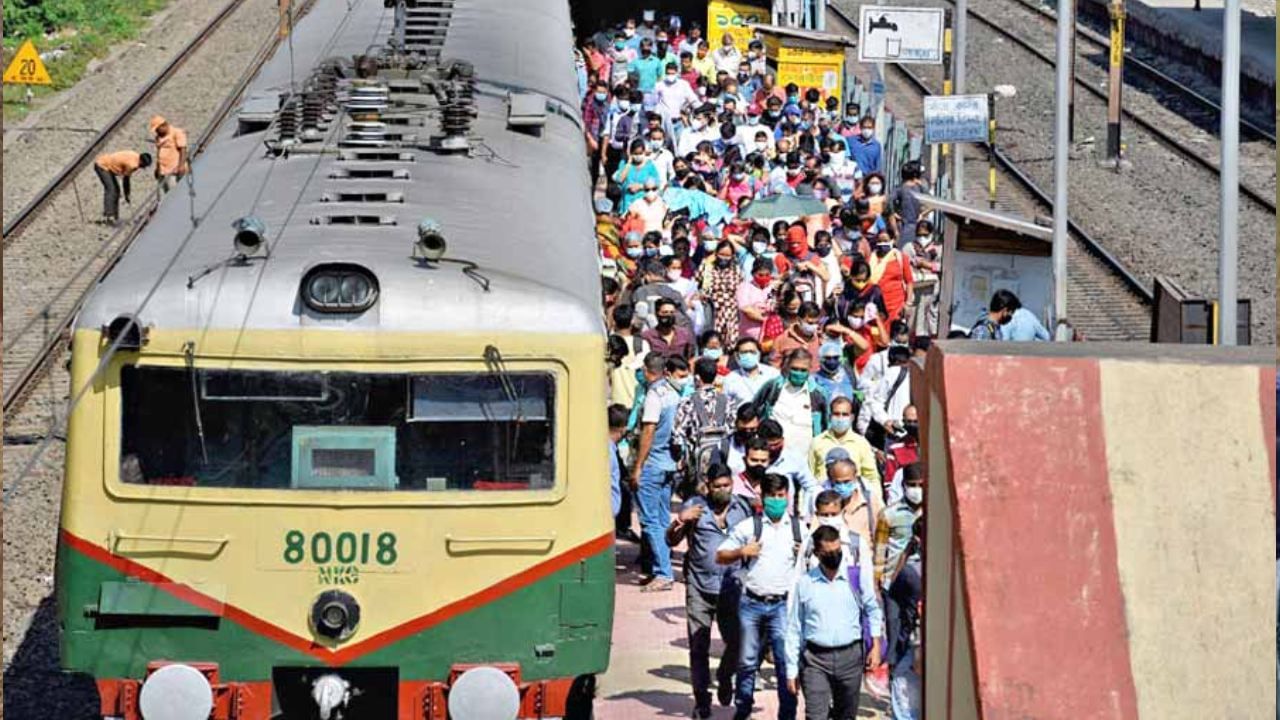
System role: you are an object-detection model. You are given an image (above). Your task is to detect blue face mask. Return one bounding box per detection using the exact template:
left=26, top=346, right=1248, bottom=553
left=594, top=91, right=608, bottom=102
left=832, top=481, right=855, bottom=498
left=643, top=247, right=658, bottom=257
left=829, top=416, right=852, bottom=434
left=738, top=351, right=760, bottom=370
left=703, top=347, right=723, bottom=360
left=626, top=247, right=643, bottom=259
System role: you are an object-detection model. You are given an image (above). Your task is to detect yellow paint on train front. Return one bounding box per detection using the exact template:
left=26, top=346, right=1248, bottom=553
left=62, top=328, right=609, bottom=646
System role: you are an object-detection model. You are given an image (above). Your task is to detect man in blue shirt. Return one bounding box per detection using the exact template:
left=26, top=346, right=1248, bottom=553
left=667, top=464, right=753, bottom=718
left=784, top=524, right=884, bottom=720
left=1000, top=307, right=1051, bottom=341
left=849, top=116, right=883, bottom=176
left=629, top=38, right=664, bottom=108
left=632, top=356, right=692, bottom=592
left=608, top=404, right=629, bottom=519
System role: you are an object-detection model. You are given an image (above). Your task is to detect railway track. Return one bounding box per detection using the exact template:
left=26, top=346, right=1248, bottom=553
left=1, top=1, right=315, bottom=421
left=827, top=3, right=1152, bottom=340
left=960, top=0, right=1277, bottom=213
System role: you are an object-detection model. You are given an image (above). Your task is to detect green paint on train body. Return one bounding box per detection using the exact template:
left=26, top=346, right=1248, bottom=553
left=56, top=539, right=615, bottom=681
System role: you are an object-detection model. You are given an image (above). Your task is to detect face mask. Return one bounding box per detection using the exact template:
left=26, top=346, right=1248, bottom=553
left=700, top=347, right=722, bottom=362
left=845, top=115, right=859, bottom=125
left=832, top=481, right=854, bottom=498
left=918, top=234, right=932, bottom=246
left=675, top=167, right=690, bottom=179
left=614, top=41, right=626, bottom=50
left=640, top=47, right=652, bottom=57
left=709, top=488, right=733, bottom=508
left=618, top=100, right=632, bottom=112
left=753, top=274, right=771, bottom=288
left=766, top=110, right=781, bottom=121
left=657, top=315, right=677, bottom=330
left=999, top=312, right=1014, bottom=326
left=668, top=375, right=688, bottom=392
left=868, top=182, right=883, bottom=194
left=786, top=368, right=808, bottom=386
left=751, top=241, right=768, bottom=255
left=646, top=190, right=660, bottom=200
left=738, top=351, right=760, bottom=370
left=821, top=357, right=841, bottom=373
left=829, top=416, right=852, bottom=434
left=624, top=27, right=636, bottom=37
left=799, top=322, right=817, bottom=336
left=692, top=118, right=708, bottom=131
left=762, top=496, right=788, bottom=521
left=631, top=156, right=646, bottom=166
left=817, top=516, right=843, bottom=530
left=851, top=279, right=869, bottom=290
left=787, top=95, right=799, bottom=104
left=625, top=246, right=643, bottom=259
left=861, top=127, right=875, bottom=139
left=815, top=245, right=832, bottom=257
left=658, top=245, right=675, bottom=257
left=905, top=486, right=924, bottom=505
left=848, top=317, right=866, bottom=329
left=875, top=244, right=891, bottom=257
left=648, top=139, right=663, bottom=151
left=664, top=74, right=677, bottom=84
left=755, top=141, right=769, bottom=152
left=814, top=189, right=829, bottom=201
left=745, top=464, right=767, bottom=483
left=666, top=270, right=683, bottom=282
left=817, top=551, right=843, bottom=570
left=594, top=91, right=608, bottom=102
left=737, top=72, right=750, bottom=83
left=644, top=247, right=658, bottom=257
left=698, top=239, right=716, bottom=253
left=714, top=257, right=732, bottom=269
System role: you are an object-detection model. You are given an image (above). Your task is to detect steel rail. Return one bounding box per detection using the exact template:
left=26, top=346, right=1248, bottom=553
left=2, top=0, right=316, bottom=418
left=2, top=0, right=248, bottom=248
left=1005, top=0, right=1275, bottom=143
left=957, top=0, right=1277, bottom=213
left=827, top=2, right=1154, bottom=304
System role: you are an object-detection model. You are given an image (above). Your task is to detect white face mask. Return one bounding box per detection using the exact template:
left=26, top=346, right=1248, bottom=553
left=905, top=486, right=924, bottom=505
left=703, top=240, right=718, bottom=252
left=667, top=270, right=682, bottom=281
left=664, top=74, right=677, bottom=84
left=755, top=141, right=769, bottom=151
left=816, top=516, right=844, bottom=530
left=658, top=245, right=675, bottom=257
left=918, top=234, right=932, bottom=245
left=867, top=182, right=883, bottom=194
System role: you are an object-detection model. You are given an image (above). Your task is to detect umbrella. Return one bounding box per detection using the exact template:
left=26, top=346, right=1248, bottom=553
left=739, top=193, right=827, bottom=221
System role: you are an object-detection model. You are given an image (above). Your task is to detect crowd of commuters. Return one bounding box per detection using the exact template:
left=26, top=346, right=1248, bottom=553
left=584, top=11, right=1048, bottom=720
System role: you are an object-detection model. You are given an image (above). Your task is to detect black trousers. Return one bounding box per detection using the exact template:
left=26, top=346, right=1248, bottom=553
left=687, top=579, right=742, bottom=710
left=800, top=641, right=864, bottom=720
left=603, top=145, right=626, bottom=184
left=95, top=165, right=120, bottom=219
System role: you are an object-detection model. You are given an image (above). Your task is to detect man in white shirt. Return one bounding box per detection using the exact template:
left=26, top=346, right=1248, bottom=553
left=717, top=473, right=804, bottom=720
left=676, top=104, right=720, bottom=157
left=645, top=126, right=675, bottom=187
left=857, top=346, right=913, bottom=449
left=857, top=320, right=910, bottom=393
left=712, top=33, right=744, bottom=75
left=654, top=63, right=699, bottom=137
left=722, top=337, right=779, bottom=411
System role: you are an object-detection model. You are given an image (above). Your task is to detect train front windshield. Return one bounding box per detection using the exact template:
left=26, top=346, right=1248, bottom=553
left=119, top=367, right=555, bottom=491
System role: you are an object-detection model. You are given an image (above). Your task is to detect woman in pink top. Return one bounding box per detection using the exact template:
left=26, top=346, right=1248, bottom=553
left=735, top=256, right=776, bottom=342
left=717, top=160, right=757, bottom=212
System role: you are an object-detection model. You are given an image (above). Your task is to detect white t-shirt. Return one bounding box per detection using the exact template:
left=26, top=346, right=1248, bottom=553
left=720, top=514, right=807, bottom=595
left=773, top=382, right=815, bottom=452
left=655, top=78, right=699, bottom=120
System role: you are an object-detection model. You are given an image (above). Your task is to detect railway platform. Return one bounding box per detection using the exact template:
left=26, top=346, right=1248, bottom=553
left=597, top=536, right=889, bottom=719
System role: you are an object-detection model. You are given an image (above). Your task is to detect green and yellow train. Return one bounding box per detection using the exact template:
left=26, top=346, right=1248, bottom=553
left=56, top=1, right=612, bottom=718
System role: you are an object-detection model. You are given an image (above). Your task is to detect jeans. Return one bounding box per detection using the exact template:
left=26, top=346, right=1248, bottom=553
left=889, top=651, right=920, bottom=720
left=637, top=465, right=675, bottom=580
left=735, top=594, right=796, bottom=720
left=687, top=577, right=741, bottom=710
left=94, top=165, right=120, bottom=219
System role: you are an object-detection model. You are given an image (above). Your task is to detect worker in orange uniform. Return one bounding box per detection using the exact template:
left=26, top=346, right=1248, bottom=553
left=93, top=150, right=152, bottom=225
left=149, top=115, right=189, bottom=193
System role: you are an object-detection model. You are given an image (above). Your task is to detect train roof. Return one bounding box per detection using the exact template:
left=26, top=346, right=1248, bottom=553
left=77, top=0, right=604, bottom=339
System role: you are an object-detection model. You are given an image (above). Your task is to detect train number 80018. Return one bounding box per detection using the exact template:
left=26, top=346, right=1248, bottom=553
left=282, top=530, right=397, bottom=566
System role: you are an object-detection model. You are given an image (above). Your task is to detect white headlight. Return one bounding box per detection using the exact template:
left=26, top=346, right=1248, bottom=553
left=448, top=666, right=520, bottom=720
left=138, top=664, right=214, bottom=720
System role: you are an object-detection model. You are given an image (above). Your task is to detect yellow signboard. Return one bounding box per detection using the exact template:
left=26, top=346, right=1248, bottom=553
left=776, top=60, right=843, bottom=101
left=707, top=0, right=767, bottom=50
left=3, top=40, right=52, bottom=86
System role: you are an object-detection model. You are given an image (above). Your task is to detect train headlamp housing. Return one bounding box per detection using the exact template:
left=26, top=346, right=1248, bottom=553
left=301, top=264, right=379, bottom=313
left=311, top=589, right=361, bottom=642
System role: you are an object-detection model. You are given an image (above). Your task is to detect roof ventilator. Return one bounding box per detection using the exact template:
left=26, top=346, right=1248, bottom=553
left=401, top=0, right=455, bottom=59
left=329, top=168, right=411, bottom=180
left=320, top=191, right=405, bottom=203
left=310, top=215, right=399, bottom=227
left=338, top=150, right=415, bottom=162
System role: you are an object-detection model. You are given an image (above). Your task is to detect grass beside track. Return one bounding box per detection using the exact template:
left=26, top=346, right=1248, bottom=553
left=2, top=0, right=171, bottom=120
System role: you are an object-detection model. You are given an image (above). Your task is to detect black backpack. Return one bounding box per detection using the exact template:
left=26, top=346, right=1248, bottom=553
left=749, top=505, right=804, bottom=566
